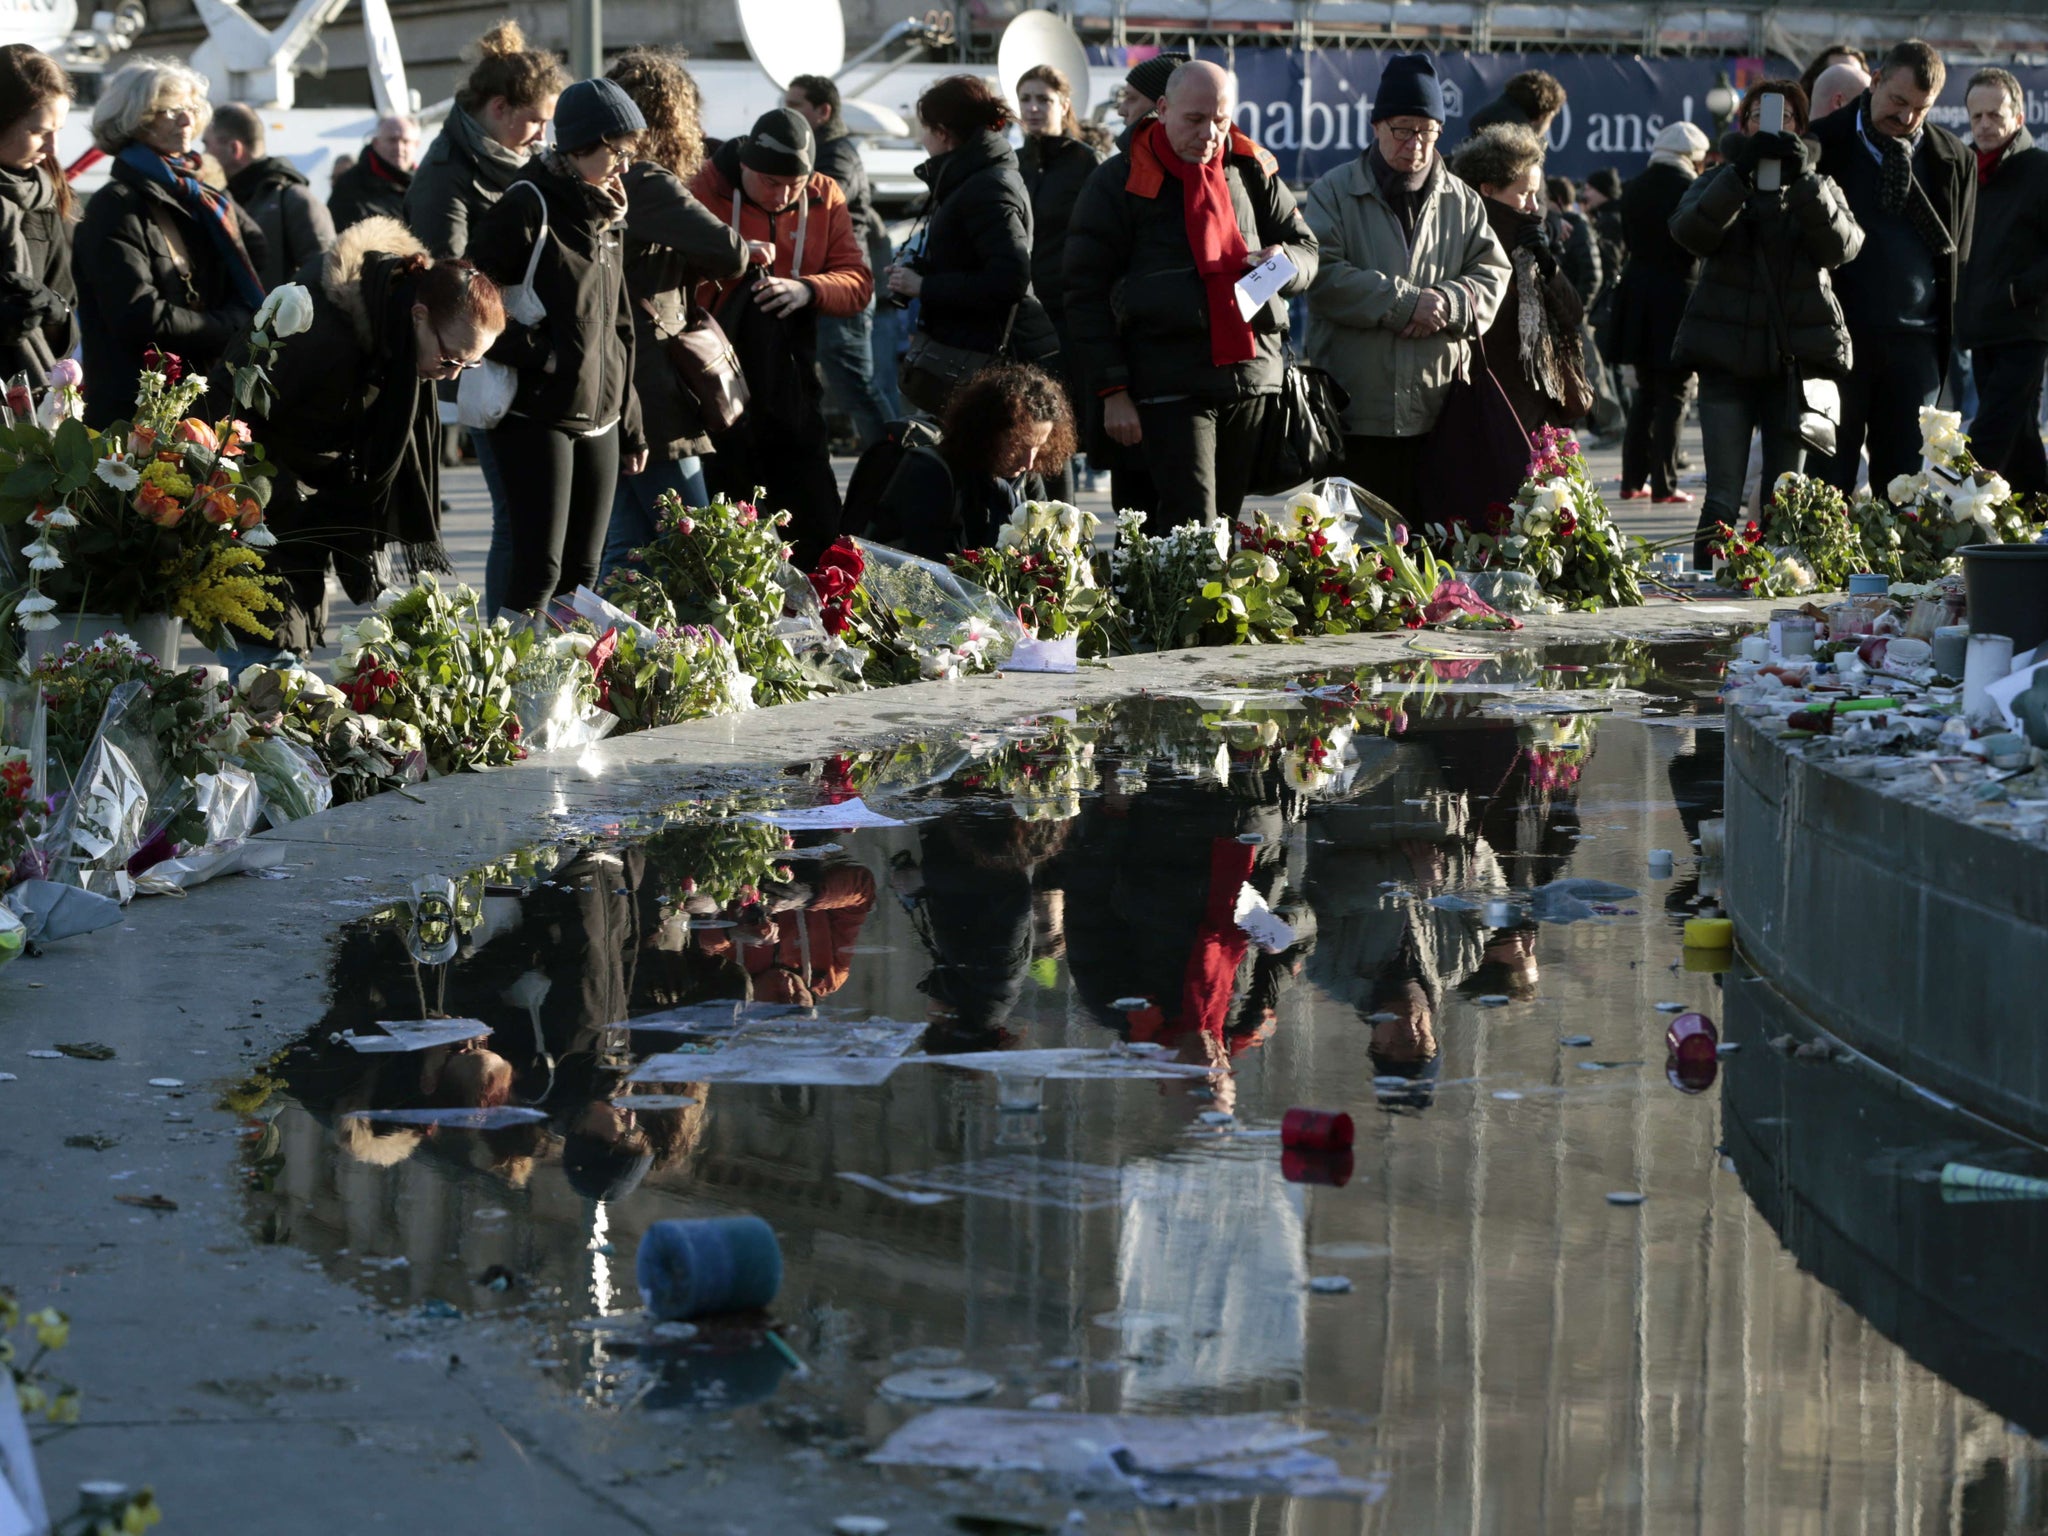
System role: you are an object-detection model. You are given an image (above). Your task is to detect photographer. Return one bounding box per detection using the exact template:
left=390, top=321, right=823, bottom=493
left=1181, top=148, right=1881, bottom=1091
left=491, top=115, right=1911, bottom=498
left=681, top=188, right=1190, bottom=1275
left=1670, top=80, right=1863, bottom=566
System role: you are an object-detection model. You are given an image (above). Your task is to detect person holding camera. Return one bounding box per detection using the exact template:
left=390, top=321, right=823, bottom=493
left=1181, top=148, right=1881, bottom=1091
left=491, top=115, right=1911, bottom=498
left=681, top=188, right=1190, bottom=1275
left=1670, top=80, right=1863, bottom=566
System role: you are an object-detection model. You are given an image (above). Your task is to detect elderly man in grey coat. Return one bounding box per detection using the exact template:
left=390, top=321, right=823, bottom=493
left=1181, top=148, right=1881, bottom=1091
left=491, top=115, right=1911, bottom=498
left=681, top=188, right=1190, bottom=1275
left=1303, top=53, right=1510, bottom=524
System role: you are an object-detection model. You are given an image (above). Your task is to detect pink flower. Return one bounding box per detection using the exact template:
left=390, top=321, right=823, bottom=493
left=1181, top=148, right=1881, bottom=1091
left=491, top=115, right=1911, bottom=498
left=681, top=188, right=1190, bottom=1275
left=1392, top=523, right=1409, bottom=546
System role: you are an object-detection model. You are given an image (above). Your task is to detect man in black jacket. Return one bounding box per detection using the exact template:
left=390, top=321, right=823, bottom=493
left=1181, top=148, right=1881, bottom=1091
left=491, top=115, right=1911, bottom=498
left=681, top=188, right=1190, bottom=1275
left=329, top=114, right=420, bottom=233
left=787, top=73, right=894, bottom=449
left=1811, top=39, right=1976, bottom=496
left=206, top=102, right=336, bottom=290
left=1956, top=67, right=2048, bottom=496
left=1065, top=61, right=1317, bottom=528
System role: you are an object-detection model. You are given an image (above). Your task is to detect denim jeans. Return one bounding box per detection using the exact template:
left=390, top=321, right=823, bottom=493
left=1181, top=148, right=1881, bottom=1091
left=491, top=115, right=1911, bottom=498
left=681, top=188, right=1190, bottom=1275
left=601, top=455, right=707, bottom=583
left=1696, top=370, right=1803, bottom=563
left=868, top=299, right=905, bottom=421
left=475, top=427, right=512, bottom=618
left=817, top=296, right=894, bottom=451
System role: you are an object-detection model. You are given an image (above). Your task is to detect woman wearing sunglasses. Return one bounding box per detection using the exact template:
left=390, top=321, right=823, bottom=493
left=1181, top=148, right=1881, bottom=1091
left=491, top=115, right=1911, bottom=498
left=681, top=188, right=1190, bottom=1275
left=469, top=77, right=649, bottom=619
left=213, top=217, right=507, bottom=660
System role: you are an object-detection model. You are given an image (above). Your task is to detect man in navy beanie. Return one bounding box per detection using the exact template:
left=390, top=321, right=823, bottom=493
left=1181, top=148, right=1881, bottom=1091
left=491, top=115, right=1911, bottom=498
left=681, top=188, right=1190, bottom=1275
left=1301, top=54, right=1510, bottom=525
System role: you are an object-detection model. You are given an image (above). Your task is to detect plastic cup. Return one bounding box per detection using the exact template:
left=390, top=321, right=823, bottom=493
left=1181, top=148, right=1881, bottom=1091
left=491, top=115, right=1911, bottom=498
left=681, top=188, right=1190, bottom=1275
left=636, top=1216, right=783, bottom=1321
left=1665, top=1011, right=1718, bottom=1066
left=1281, top=1107, right=1355, bottom=1152
left=1281, top=1148, right=1354, bottom=1187
left=995, top=1072, right=1046, bottom=1112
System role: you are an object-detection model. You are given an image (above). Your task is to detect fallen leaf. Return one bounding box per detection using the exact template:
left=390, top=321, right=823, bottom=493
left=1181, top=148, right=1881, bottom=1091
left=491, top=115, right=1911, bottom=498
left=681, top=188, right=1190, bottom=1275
left=65, top=1133, right=119, bottom=1151
left=56, top=1042, right=116, bottom=1061
left=115, top=1193, right=178, bottom=1212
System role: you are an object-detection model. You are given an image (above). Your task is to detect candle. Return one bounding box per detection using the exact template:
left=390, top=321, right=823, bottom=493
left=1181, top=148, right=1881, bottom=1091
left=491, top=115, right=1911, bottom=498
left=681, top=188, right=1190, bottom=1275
left=1964, top=632, right=2016, bottom=722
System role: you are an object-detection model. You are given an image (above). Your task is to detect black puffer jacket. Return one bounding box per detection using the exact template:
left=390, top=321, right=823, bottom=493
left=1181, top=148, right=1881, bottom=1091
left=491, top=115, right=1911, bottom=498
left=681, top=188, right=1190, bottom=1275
left=914, top=130, right=1055, bottom=361
left=619, top=160, right=748, bottom=461
left=1019, top=131, right=1102, bottom=335
left=813, top=118, right=889, bottom=278
left=1479, top=197, right=1587, bottom=433
left=867, top=441, right=1045, bottom=558
left=328, top=147, right=411, bottom=233
left=469, top=155, right=643, bottom=452
left=1956, top=126, right=2048, bottom=352
left=1064, top=124, right=1318, bottom=402
left=0, top=162, right=72, bottom=381
left=228, top=155, right=335, bottom=289
left=1670, top=139, right=1864, bottom=380
left=75, top=154, right=266, bottom=428
left=1608, top=160, right=1698, bottom=374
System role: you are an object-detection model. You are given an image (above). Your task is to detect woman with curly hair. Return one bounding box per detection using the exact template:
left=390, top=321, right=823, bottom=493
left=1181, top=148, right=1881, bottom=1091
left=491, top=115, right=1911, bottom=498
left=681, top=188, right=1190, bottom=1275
left=598, top=47, right=754, bottom=578
left=868, top=361, right=1074, bottom=558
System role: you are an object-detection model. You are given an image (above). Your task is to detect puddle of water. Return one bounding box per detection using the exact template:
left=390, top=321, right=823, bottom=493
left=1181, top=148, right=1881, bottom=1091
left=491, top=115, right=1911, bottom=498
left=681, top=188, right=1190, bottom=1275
left=229, top=636, right=2048, bottom=1527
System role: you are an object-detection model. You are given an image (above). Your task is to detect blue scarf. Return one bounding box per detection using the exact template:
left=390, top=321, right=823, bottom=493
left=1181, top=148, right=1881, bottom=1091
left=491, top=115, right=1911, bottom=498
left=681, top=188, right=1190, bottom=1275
left=116, top=145, right=266, bottom=310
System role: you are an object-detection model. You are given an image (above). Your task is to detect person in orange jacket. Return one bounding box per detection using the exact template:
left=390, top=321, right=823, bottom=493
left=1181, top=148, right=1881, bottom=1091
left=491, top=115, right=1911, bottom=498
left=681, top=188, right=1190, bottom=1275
left=736, top=863, right=877, bottom=1004
left=688, top=107, right=873, bottom=562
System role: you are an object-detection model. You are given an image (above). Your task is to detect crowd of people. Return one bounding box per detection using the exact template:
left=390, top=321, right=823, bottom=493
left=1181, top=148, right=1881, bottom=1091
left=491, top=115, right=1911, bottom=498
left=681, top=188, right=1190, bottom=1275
left=0, top=25, right=2038, bottom=654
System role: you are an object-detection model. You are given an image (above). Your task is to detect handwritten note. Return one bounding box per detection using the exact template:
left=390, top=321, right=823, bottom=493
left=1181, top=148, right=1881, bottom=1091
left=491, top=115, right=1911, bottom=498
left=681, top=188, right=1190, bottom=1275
left=1235, top=250, right=1298, bottom=322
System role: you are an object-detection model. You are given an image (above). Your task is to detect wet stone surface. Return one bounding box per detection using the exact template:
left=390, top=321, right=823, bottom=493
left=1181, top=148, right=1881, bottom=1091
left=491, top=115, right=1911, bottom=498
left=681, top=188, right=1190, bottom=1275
left=226, top=637, right=2048, bottom=1527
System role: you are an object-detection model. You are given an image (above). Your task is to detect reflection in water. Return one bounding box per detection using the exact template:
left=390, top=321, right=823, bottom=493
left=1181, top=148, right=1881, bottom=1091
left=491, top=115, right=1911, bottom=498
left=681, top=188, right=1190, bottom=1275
left=234, top=639, right=2048, bottom=1528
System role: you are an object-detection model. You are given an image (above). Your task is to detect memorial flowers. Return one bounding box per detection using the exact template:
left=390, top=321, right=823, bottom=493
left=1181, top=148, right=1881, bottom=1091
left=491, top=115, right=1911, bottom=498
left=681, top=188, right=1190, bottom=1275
left=0, top=348, right=283, bottom=651
left=1853, top=407, right=2047, bottom=581
left=814, top=537, right=1014, bottom=686
left=1442, top=427, right=1643, bottom=610
left=952, top=499, right=1118, bottom=657
left=1709, top=473, right=1862, bottom=596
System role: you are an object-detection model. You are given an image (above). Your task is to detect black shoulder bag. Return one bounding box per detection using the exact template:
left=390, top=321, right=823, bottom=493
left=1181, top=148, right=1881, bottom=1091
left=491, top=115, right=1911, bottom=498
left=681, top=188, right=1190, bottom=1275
left=1753, top=231, right=1840, bottom=459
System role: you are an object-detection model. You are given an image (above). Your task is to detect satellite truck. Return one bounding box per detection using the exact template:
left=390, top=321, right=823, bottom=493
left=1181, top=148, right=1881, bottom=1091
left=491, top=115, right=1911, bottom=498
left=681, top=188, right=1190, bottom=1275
left=28, top=0, right=1113, bottom=211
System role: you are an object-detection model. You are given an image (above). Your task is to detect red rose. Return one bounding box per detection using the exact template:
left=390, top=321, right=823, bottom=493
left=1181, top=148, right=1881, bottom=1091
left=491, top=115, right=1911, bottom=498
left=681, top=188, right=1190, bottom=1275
left=1375, top=567, right=1394, bottom=583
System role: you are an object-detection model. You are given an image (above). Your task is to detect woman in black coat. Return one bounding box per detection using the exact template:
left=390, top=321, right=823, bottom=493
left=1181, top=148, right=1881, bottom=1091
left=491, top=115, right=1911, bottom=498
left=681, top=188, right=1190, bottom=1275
left=0, top=47, right=74, bottom=386
left=598, top=48, right=751, bottom=581
left=885, top=74, right=1056, bottom=413
left=868, top=362, right=1073, bottom=559
left=1016, top=66, right=1101, bottom=367
left=470, top=79, right=648, bottom=617
left=1610, top=121, right=1708, bottom=503
left=74, top=59, right=266, bottom=428
left=1672, top=82, right=1863, bottom=566
left=219, top=217, right=507, bottom=658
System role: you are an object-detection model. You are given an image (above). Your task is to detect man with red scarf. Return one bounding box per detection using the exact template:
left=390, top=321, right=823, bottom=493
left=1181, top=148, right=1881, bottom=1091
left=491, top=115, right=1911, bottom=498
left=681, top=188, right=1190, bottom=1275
left=1064, top=60, right=1317, bottom=529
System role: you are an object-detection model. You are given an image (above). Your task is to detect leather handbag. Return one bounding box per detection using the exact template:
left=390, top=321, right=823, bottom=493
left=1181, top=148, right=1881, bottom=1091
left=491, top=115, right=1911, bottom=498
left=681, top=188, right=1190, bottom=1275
left=458, top=182, right=548, bottom=431
left=1417, top=350, right=1534, bottom=529
left=898, top=306, right=1016, bottom=418
left=1247, top=357, right=1351, bottom=495
left=645, top=294, right=748, bottom=433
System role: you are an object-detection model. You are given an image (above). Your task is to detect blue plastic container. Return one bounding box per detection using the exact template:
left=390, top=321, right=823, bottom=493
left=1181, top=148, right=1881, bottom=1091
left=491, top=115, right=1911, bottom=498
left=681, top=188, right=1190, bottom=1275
left=636, top=1216, right=783, bottom=1320
left=1847, top=573, right=1890, bottom=596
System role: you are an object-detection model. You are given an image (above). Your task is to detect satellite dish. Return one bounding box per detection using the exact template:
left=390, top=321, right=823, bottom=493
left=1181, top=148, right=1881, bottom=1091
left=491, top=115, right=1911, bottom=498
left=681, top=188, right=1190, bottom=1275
left=736, top=0, right=844, bottom=90
left=842, top=97, right=913, bottom=140
left=997, top=10, right=1092, bottom=119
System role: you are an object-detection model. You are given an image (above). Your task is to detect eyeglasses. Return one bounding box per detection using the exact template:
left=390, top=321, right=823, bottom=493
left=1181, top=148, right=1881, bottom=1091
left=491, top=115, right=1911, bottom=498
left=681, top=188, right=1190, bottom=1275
left=1384, top=123, right=1441, bottom=144
left=431, top=327, right=486, bottom=370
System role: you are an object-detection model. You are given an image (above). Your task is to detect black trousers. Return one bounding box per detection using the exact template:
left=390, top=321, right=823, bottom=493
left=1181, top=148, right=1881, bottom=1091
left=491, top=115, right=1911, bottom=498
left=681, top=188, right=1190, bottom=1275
left=1340, top=432, right=1428, bottom=526
left=1136, top=396, right=1265, bottom=529
left=1971, top=340, right=2048, bottom=498
left=1821, top=331, right=1943, bottom=496
left=489, top=420, right=620, bottom=615
left=1622, top=366, right=1690, bottom=498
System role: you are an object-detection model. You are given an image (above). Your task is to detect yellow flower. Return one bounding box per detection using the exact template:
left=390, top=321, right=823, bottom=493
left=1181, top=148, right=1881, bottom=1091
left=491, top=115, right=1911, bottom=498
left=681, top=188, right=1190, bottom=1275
left=0, top=1291, right=18, bottom=1331
left=29, top=1306, right=68, bottom=1350
left=171, top=544, right=281, bottom=640
left=16, top=1381, right=46, bottom=1414
left=123, top=1490, right=163, bottom=1533
left=138, top=459, right=194, bottom=499
left=47, top=1387, right=80, bottom=1423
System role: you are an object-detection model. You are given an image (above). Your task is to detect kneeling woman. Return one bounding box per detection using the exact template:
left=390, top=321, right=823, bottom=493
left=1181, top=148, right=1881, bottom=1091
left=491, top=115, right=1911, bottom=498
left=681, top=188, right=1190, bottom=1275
left=868, top=362, right=1074, bottom=560
left=222, top=215, right=505, bottom=658
left=470, top=78, right=647, bottom=616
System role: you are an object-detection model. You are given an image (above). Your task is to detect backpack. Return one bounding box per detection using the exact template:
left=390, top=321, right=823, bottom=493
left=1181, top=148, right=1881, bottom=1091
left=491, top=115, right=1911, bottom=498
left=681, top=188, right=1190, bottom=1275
left=840, top=418, right=942, bottom=539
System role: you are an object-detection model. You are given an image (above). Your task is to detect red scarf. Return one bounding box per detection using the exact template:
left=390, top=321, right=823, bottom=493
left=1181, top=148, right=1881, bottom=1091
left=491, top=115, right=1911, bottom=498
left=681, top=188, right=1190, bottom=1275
left=1143, top=120, right=1256, bottom=368
left=1978, top=143, right=2004, bottom=185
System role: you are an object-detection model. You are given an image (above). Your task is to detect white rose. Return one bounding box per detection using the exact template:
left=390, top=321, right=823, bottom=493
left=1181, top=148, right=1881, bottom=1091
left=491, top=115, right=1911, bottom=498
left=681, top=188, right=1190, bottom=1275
left=996, top=523, right=1021, bottom=551
left=1524, top=509, right=1554, bottom=537
left=1773, top=471, right=1801, bottom=498
left=357, top=615, right=392, bottom=646
left=255, top=282, right=316, bottom=338
left=1887, top=474, right=1923, bottom=506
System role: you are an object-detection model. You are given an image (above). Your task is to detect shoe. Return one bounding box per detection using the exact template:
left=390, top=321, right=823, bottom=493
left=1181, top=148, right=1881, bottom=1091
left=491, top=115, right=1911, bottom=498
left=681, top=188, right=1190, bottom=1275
left=1652, top=490, right=1694, bottom=505
left=1619, top=487, right=1650, bottom=501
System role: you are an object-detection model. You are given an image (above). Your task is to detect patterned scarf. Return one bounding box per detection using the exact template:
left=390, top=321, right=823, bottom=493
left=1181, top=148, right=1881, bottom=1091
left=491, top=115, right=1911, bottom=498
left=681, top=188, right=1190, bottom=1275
left=1865, top=109, right=1954, bottom=262
left=1144, top=120, right=1255, bottom=368
left=117, top=145, right=266, bottom=309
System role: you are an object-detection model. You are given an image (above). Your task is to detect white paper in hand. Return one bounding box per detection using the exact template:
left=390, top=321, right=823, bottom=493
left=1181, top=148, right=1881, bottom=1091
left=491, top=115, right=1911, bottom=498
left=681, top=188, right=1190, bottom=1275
left=1233, top=883, right=1297, bottom=950
left=1234, top=250, right=1297, bottom=322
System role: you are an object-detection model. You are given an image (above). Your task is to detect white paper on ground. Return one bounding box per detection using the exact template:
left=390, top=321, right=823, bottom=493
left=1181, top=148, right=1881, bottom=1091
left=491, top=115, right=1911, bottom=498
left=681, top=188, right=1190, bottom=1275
left=339, top=1019, right=492, bottom=1053
left=1984, top=656, right=2048, bottom=730
left=918, top=1047, right=1216, bottom=1081
left=1001, top=634, right=1080, bottom=674
left=740, top=795, right=906, bottom=830
left=341, top=1106, right=548, bottom=1129
left=1233, top=249, right=1297, bottom=322
left=630, top=1046, right=907, bottom=1086
left=868, top=1407, right=1386, bottom=1503
left=1233, top=884, right=1297, bottom=950
left=569, top=585, right=659, bottom=645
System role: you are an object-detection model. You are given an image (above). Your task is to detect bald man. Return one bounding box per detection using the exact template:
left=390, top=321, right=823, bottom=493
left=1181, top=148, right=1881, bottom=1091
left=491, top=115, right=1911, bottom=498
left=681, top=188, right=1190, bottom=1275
left=329, top=113, right=422, bottom=232
left=1065, top=61, right=1319, bottom=528
left=1809, top=61, right=1870, bottom=122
